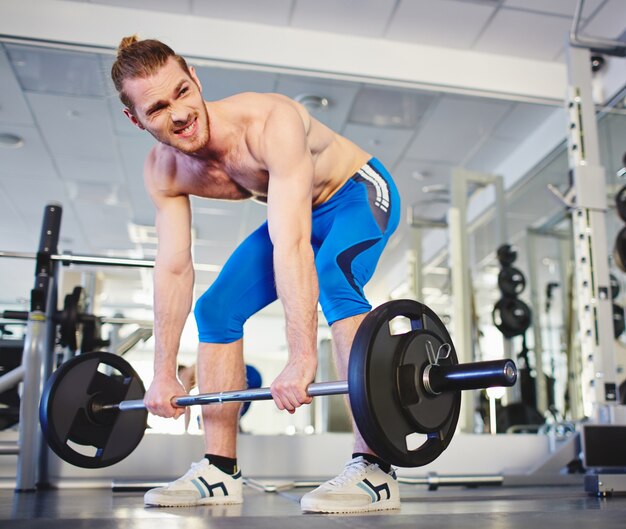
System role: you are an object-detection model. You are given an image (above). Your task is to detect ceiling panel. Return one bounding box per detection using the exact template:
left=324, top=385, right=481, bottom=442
left=55, top=154, right=124, bottom=183
left=194, top=67, right=277, bottom=101
left=395, top=157, right=454, bottom=186
left=503, top=0, right=604, bottom=18
left=0, top=177, right=72, bottom=231
left=191, top=0, right=293, bottom=26
left=192, top=205, right=245, bottom=246
left=275, top=75, right=359, bottom=132
left=465, top=136, right=519, bottom=172
left=342, top=124, right=414, bottom=168
left=26, top=93, right=117, bottom=157
left=491, top=103, right=558, bottom=142
left=65, top=179, right=128, bottom=209
left=107, top=97, right=145, bottom=137
left=405, top=96, right=511, bottom=164
left=84, top=0, right=192, bottom=14
left=291, top=0, right=396, bottom=38
left=0, top=123, right=58, bottom=179
left=0, top=45, right=34, bottom=126
left=54, top=205, right=90, bottom=250
left=473, top=9, right=574, bottom=61
left=127, top=186, right=156, bottom=226
left=72, top=202, right=134, bottom=251
left=0, top=187, right=23, bottom=236
left=116, top=135, right=155, bottom=188
left=386, top=0, right=495, bottom=49
left=582, top=0, right=626, bottom=39
left=6, top=44, right=108, bottom=98
left=348, top=86, right=436, bottom=129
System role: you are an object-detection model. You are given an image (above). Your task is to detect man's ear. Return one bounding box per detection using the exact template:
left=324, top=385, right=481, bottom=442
left=123, top=108, right=146, bottom=130
left=189, top=66, right=203, bottom=92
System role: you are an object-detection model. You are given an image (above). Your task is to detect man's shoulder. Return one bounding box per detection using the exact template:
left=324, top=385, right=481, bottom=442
left=145, top=143, right=177, bottom=175
left=143, top=144, right=180, bottom=195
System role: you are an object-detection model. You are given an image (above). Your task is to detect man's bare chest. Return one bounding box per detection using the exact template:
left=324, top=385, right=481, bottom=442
left=175, top=156, right=269, bottom=200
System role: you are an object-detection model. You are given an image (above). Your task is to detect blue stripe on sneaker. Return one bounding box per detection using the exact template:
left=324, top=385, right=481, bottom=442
left=191, top=478, right=206, bottom=499
left=357, top=482, right=377, bottom=502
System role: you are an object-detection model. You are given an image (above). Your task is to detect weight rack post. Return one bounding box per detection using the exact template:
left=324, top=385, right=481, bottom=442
left=16, top=203, right=62, bottom=492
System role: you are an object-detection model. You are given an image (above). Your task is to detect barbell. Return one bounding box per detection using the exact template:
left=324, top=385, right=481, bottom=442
left=39, top=299, right=517, bottom=469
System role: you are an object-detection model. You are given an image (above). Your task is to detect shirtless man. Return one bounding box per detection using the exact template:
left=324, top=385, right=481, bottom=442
left=111, top=36, right=401, bottom=514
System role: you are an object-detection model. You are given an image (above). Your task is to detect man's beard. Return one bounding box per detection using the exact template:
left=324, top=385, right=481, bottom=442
left=147, top=106, right=210, bottom=155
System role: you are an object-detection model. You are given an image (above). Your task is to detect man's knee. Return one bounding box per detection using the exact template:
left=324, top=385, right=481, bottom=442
left=194, top=286, right=244, bottom=343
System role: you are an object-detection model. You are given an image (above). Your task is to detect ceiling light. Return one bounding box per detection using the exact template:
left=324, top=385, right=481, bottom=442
left=422, top=184, right=449, bottom=195
left=348, top=86, right=435, bottom=129
left=411, top=170, right=430, bottom=181
left=0, top=133, right=25, bottom=149
left=294, top=94, right=330, bottom=112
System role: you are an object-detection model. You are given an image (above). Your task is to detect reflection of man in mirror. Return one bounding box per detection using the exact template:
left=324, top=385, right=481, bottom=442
left=111, top=36, right=401, bottom=514
left=177, top=364, right=196, bottom=431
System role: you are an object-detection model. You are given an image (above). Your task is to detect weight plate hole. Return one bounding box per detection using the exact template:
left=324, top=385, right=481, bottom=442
left=405, top=432, right=428, bottom=451
left=66, top=439, right=98, bottom=458
left=389, top=316, right=413, bottom=335
left=97, top=363, right=123, bottom=378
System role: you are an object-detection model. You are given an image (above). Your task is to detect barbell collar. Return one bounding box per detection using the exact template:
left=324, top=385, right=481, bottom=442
left=102, top=380, right=350, bottom=413
left=424, top=359, right=517, bottom=395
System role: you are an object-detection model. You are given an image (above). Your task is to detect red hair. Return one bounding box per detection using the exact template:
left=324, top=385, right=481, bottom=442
left=111, top=35, right=192, bottom=110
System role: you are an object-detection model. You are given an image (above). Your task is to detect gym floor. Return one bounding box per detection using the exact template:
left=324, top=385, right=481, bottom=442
left=1, top=482, right=625, bottom=529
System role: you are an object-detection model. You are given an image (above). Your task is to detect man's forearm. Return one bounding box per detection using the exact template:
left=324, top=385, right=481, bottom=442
left=152, top=263, right=194, bottom=378
left=274, top=242, right=319, bottom=360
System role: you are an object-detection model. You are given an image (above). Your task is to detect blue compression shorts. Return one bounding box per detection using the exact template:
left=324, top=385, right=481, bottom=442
left=194, top=157, right=401, bottom=343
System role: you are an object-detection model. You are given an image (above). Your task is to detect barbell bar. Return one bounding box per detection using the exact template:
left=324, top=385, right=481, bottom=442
left=0, top=250, right=219, bottom=272
left=98, top=360, right=515, bottom=413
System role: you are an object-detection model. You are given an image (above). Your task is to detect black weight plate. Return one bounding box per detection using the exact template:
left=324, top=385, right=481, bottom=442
left=613, top=303, right=625, bottom=339
left=610, top=274, right=620, bottom=300
left=496, top=244, right=517, bottom=266
left=498, top=266, right=526, bottom=296
left=616, top=185, right=626, bottom=223
left=348, top=299, right=461, bottom=468
left=492, top=297, right=532, bottom=338
left=609, top=274, right=621, bottom=300
left=614, top=227, right=626, bottom=274
left=40, top=351, right=147, bottom=468
left=59, top=286, right=85, bottom=352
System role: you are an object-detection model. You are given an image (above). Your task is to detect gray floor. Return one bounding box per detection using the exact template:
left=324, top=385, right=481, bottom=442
left=1, top=481, right=626, bottom=529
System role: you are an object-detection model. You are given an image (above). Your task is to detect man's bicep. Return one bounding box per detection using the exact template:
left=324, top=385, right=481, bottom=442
left=263, top=106, right=314, bottom=246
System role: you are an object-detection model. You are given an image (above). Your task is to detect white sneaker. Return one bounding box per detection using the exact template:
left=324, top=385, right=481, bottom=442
left=144, top=459, right=243, bottom=507
left=301, top=456, right=400, bottom=514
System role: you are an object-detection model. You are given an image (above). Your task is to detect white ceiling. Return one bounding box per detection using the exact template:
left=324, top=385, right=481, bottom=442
left=0, top=0, right=625, bottom=327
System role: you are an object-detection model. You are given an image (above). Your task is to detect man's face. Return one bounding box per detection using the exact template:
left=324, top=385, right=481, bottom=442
left=123, top=57, right=209, bottom=154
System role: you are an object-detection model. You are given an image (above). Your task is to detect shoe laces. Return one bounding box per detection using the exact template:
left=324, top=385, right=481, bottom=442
left=179, top=459, right=208, bottom=481
left=327, top=458, right=373, bottom=487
